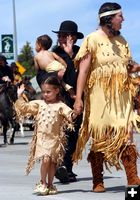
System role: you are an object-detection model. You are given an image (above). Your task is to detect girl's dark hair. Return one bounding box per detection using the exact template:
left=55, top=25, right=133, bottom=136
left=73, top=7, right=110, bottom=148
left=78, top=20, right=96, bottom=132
left=41, top=76, right=63, bottom=101
left=37, top=34, right=52, bottom=50
left=99, top=2, right=121, bottom=36
left=42, top=76, right=61, bottom=89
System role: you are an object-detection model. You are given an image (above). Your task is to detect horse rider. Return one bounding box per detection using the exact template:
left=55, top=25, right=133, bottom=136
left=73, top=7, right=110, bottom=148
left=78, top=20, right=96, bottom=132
left=0, top=55, right=14, bottom=84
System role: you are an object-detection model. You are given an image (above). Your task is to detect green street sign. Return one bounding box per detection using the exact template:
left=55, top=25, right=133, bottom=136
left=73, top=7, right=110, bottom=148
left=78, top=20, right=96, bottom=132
left=1, top=34, right=14, bottom=59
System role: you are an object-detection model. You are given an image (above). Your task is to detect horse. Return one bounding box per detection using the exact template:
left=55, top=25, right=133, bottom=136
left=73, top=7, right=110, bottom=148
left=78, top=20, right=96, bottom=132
left=0, top=82, right=18, bottom=145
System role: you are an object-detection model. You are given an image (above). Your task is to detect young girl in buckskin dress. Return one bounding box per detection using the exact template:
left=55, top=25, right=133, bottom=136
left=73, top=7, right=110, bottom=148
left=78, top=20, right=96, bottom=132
left=15, top=76, right=77, bottom=195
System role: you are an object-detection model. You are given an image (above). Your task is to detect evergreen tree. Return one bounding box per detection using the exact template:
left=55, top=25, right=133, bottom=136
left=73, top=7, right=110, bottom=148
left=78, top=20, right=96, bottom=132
left=18, top=42, right=35, bottom=77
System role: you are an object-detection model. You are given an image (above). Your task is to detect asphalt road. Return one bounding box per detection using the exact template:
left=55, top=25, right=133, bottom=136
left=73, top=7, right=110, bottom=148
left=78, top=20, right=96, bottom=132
left=0, top=130, right=140, bottom=200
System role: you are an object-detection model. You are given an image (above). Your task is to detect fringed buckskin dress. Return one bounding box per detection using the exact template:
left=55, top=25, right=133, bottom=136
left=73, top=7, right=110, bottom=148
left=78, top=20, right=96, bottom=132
left=15, top=97, right=73, bottom=175
left=73, top=30, right=140, bottom=170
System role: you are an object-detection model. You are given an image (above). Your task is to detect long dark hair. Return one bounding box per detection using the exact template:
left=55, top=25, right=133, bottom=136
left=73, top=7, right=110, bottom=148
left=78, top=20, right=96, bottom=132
left=99, top=2, right=121, bottom=36
left=43, top=76, right=61, bottom=89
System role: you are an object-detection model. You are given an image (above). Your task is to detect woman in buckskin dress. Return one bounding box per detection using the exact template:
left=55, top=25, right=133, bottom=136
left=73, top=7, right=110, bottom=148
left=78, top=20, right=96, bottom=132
left=73, top=2, right=140, bottom=193
left=15, top=76, right=76, bottom=195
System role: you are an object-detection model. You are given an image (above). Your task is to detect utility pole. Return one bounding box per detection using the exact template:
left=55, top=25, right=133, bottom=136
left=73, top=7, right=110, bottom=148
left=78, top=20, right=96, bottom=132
left=12, top=0, right=18, bottom=61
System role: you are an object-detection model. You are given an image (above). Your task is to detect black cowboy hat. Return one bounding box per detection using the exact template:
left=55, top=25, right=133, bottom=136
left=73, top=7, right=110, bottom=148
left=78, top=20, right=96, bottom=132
left=52, top=20, right=84, bottom=39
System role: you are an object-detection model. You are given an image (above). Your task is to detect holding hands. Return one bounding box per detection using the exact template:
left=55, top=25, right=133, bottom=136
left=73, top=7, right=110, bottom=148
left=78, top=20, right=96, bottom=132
left=74, top=98, right=83, bottom=115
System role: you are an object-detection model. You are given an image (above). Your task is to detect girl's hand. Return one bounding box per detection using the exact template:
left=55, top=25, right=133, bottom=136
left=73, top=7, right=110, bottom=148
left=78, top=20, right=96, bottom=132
left=71, top=110, right=77, bottom=120
left=17, top=84, right=25, bottom=98
left=68, top=88, right=76, bottom=100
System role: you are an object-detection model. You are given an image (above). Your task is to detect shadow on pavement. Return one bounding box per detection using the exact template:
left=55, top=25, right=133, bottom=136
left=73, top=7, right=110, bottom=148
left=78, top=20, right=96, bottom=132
left=0, top=142, right=29, bottom=147
left=106, top=185, right=125, bottom=192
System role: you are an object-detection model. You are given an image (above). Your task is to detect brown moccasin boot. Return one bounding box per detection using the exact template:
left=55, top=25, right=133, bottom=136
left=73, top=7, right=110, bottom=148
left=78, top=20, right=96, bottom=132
left=87, top=151, right=106, bottom=192
left=93, top=183, right=106, bottom=192
left=121, top=145, right=140, bottom=186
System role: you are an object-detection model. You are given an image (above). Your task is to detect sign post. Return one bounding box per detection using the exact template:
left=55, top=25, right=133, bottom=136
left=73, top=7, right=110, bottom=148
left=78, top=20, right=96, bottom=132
left=1, top=34, right=14, bottom=60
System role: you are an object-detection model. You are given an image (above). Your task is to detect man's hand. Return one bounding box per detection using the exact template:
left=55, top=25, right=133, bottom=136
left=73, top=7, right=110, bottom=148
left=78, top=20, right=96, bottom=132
left=62, top=35, right=74, bottom=57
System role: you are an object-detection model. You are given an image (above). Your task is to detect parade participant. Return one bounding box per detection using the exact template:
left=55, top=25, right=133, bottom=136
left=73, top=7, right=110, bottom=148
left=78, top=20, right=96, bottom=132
left=73, top=2, right=140, bottom=192
left=52, top=20, right=84, bottom=182
left=15, top=76, right=77, bottom=195
left=0, top=55, right=14, bottom=83
left=0, top=56, right=17, bottom=145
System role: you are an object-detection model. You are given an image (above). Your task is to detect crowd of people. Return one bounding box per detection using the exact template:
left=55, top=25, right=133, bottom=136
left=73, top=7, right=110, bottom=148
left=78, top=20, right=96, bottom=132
left=0, top=1, right=140, bottom=196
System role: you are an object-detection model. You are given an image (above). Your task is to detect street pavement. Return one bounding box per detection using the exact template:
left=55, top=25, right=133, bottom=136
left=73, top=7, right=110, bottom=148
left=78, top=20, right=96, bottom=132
left=0, top=130, right=140, bottom=200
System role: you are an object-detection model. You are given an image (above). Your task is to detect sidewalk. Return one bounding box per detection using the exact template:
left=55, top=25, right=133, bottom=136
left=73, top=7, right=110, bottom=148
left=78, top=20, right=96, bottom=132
left=0, top=131, right=140, bottom=200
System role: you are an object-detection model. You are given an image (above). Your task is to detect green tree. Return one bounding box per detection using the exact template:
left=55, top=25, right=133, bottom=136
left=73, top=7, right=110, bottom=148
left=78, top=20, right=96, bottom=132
left=18, top=41, right=35, bottom=77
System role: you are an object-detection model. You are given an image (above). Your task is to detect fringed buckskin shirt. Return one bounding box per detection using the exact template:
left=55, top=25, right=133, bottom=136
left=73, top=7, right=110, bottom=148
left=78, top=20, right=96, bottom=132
left=15, top=97, right=74, bottom=175
left=73, top=30, right=140, bottom=170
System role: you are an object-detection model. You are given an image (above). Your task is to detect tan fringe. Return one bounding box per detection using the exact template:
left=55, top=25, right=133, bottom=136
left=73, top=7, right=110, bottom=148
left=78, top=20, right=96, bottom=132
left=14, top=96, right=33, bottom=123
left=92, top=126, right=128, bottom=170
left=25, top=128, right=37, bottom=175
left=73, top=122, right=129, bottom=170
left=88, top=72, right=137, bottom=99
left=72, top=86, right=91, bottom=163
left=25, top=126, right=68, bottom=175
left=132, top=112, right=140, bottom=134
